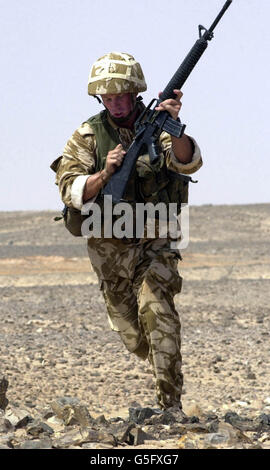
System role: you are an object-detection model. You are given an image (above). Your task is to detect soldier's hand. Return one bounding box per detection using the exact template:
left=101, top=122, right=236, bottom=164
left=155, top=89, right=183, bottom=120
left=105, top=144, right=126, bottom=175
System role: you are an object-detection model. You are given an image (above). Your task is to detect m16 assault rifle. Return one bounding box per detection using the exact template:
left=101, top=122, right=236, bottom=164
left=103, top=0, right=233, bottom=203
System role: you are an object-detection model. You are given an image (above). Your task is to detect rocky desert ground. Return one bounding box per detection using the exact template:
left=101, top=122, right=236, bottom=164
left=0, top=203, right=270, bottom=452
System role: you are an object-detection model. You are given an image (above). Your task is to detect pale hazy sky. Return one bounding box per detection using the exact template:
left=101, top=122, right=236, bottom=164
left=1, top=0, right=269, bottom=210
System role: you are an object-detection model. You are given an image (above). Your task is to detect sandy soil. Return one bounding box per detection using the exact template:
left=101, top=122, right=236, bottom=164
left=0, top=204, right=270, bottom=449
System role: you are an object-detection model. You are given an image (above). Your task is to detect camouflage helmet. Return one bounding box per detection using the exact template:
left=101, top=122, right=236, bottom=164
left=88, top=52, right=147, bottom=96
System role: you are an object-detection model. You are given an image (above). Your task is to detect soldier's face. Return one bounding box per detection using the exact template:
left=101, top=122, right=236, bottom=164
left=101, top=93, right=134, bottom=119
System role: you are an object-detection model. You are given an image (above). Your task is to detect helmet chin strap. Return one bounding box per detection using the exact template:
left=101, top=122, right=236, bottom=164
left=93, top=95, right=102, bottom=104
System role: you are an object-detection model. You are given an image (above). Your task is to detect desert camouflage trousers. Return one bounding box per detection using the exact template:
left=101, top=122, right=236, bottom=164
left=87, top=237, right=183, bottom=410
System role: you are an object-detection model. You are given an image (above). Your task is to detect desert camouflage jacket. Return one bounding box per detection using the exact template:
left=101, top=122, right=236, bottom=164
left=51, top=111, right=203, bottom=210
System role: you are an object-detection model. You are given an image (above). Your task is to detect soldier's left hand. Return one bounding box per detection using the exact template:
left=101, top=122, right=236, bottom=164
left=155, top=89, right=183, bottom=120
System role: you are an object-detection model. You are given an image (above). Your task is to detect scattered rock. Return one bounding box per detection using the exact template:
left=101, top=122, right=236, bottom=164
left=52, top=427, right=116, bottom=448
left=129, top=427, right=155, bottom=446
left=26, top=419, right=54, bottom=437
left=52, top=428, right=88, bottom=448
left=50, top=397, right=94, bottom=427
left=247, top=371, right=256, bottom=380
left=94, top=414, right=109, bottom=426
left=46, top=415, right=65, bottom=432
left=18, top=437, right=53, bottom=449
left=178, top=421, right=257, bottom=450
left=129, top=406, right=161, bottom=424
left=258, top=432, right=270, bottom=444
left=205, top=416, right=219, bottom=433
left=5, top=406, right=32, bottom=429
left=254, top=413, right=270, bottom=433
left=112, top=421, right=136, bottom=443
left=0, top=394, right=269, bottom=449
left=180, top=422, right=209, bottom=434
left=144, top=407, right=189, bottom=426
left=224, top=411, right=258, bottom=432
left=0, top=433, right=14, bottom=449
left=257, top=413, right=270, bottom=426
left=0, top=376, right=9, bottom=410
left=178, top=432, right=206, bottom=449
left=0, top=412, right=13, bottom=433
left=41, top=407, right=54, bottom=420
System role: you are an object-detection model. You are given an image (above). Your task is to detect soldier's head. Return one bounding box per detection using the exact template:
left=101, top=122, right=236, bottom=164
left=100, top=93, right=136, bottom=121
left=87, top=52, right=147, bottom=123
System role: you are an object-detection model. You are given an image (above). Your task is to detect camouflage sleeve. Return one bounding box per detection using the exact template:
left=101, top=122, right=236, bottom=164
left=159, top=131, right=203, bottom=175
left=52, top=123, right=97, bottom=208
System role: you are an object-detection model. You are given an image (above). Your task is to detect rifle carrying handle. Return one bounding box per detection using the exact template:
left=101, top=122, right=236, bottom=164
left=159, top=38, right=208, bottom=102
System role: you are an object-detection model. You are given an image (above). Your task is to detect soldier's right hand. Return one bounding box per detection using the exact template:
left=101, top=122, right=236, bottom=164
left=105, top=144, right=126, bottom=175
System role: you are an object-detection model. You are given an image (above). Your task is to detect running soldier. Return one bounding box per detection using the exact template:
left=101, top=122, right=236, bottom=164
left=51, top=52, right=202, bottom=412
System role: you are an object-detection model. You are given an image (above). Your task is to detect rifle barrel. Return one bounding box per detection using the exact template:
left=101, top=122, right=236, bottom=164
left=205, top=0, right=233, bottom=38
